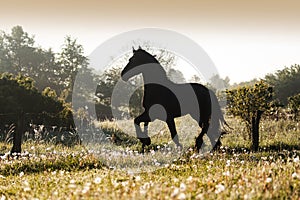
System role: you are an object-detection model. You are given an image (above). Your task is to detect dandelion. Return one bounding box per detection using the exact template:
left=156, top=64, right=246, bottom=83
left=215, top=184, right=225, bottom=194
left=180, top=182, right=186, bottom=191
left=195, top=193, right=204, bottom=199
left=23, top=180, right=31, bottom=192
left=135, top=176, right=141, bottom=182
left=82, top=184, right=90, bottom=194
left=177, top=193, right=186, bottom=200
left=171, top=188, right=179, bottom=197
left=186, top=176, right=193, bottom=182
left=173, top=178, right=179, bottom=183
left=292, top=172, right=299, bottom=179
left=226, top=160, right=231, bottom=167
left=223, top=171, right=230, bottom=176
left=266, top=177, right=272, bottom=183
left=19, top=171, right=24, bottom=177
left=94, top=177, right=102, bottom=184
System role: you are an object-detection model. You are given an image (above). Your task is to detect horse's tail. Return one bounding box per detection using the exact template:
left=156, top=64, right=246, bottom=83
left=208, top=90, right=231, bottom=149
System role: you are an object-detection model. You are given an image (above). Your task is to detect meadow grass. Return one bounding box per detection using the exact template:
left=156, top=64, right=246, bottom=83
left=0, top=117, right=299, bottom=199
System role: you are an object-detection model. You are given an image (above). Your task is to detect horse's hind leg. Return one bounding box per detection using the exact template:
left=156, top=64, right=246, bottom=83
left=195, top=121, right=209, bottom=151
left=166, top=118, right=182, bottom=148
left=134, top=112, right=151, bottom=151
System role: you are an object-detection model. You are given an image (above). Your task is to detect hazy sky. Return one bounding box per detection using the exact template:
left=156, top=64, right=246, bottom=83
left=1, top=0, right=300, bottom=83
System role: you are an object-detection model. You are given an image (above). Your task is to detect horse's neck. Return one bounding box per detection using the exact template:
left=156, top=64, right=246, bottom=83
left=141, top=65, right=170, bottom=85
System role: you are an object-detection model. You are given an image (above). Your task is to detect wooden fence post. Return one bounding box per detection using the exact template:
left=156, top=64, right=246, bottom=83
left=11, top=111, right=24, bottom=154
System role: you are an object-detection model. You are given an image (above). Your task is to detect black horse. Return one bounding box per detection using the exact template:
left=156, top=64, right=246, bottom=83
left=121, top=47, right=228, bottom=152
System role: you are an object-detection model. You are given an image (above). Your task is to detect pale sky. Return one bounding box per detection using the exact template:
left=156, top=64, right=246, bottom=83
left=1, top=0, right=300, bottom=83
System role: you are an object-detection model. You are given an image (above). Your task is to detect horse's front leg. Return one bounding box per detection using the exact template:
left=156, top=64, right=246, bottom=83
left=134, top=112, right=151, bottom=152
left=166, top=118, right=182, bottom=149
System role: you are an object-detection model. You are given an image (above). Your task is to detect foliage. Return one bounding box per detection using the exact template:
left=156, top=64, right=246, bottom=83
left=226, top=81, right=273, bottom=123
left=226, top=81, right=273, bottom=150
left=0, top=73, right=72, bottom=127
left=265, top=64, right=300, bottom=105
left=0, top=26, right=98, bottom=109
left=288, top=93, right=300, bottom=120
left=209, top=74, right=230, bottom=91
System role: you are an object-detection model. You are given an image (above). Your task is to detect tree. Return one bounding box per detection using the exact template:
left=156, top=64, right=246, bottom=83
left=167, top=68, right=185, bottom=83
left=265, top=64, right=300, bottom=105
left=0, top=73, right=72, bottom=153
left=209, top=74, right=230, bottom=90
left=189, top=75, right=202, bottom=83
left=56, top=36, right=91, bottom=102
left=226, top=81, right=273, bottom=151
left=288, top=93, right=300, bottom=120
left=0, top=26, right=63, bottom=93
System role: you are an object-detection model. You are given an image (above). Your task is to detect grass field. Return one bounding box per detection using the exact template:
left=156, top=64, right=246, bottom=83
left=0, top=117, right=299, bottom=199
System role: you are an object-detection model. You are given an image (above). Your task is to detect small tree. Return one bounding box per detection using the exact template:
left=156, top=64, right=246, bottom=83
left=0, top=73, right=72, bottom=153
left=226, top=81, right=273, bottom=151
left=288, top=93, right=300, bottom=120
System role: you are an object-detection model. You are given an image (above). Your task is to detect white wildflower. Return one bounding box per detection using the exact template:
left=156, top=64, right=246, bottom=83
left=186, top=176, right=193, bottom=182
left=171, top=188, right=179, bottom=197
left=94, top=177, right=102, bottom=184
left=215, top=184, right=225, bottom=194
left=293, top=156, right=299, bottom=163
left=266, top=177, right=272, bottom=183
left=23, top=187, right=31, bottom=192
left=173, top=178, right=179, bottom=183
left=223, top=171, right=230, bottom=176
left=19, top=171, right=24, bottom=177
left=180, top=182, right=186, bottom=191
left=226, top=160, right=231, bottom=167
left=177, top=192, right=186, bottom=200
left=135, top=176, right=141, bottom=182
left=292, top=172, right=299, bottom=179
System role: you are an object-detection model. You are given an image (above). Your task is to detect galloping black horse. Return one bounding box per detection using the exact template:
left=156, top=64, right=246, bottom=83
left=121, top=47, right=228, bottom=152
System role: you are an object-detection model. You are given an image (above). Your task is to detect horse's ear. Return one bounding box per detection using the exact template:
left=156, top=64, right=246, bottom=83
left=132, top=46, right=136, bottom=53
left=138, top=45, right=142, bottom=50
left=153, top=54, right=157, bottom=57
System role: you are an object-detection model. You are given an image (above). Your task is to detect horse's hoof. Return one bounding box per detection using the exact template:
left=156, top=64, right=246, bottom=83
left=176, top=143, right=183, bottom=150
left=139, top=137, right=151, bottom=146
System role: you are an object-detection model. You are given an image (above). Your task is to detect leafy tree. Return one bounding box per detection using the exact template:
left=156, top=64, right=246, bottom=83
left=209, top=74, right=230, bottom=91
left=265, top=64, right=300, bottom=105
left=167, top=68, right=185, bottom=83
left=0, top=26, right=63, bottom=93
left=189, top=75, right=202, bottom=84
left=56, top=36, right=91, bottom=102
left=0, top=73, right=73, bottom=153
left=288, top=93, right=300, bottom=120
left=226, top=81, right=273, bottom=151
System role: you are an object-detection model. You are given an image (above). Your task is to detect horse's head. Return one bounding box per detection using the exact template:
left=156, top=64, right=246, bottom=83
left=121, top=47, right=158, bottom=81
